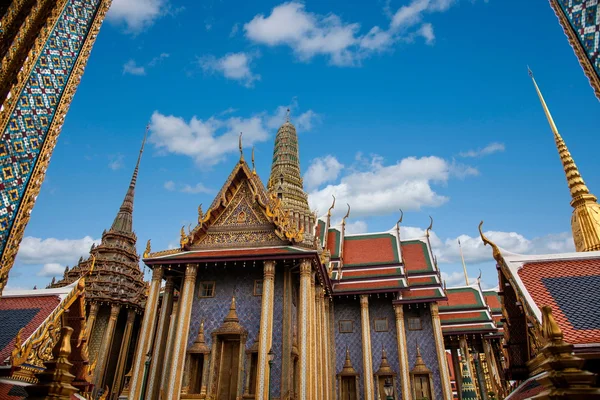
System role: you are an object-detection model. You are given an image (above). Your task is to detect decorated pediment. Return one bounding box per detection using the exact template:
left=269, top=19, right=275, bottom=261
left=179, top=161, right=304, bottom=250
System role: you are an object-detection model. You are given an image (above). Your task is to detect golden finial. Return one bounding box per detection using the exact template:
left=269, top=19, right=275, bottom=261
left=251, top=147, right=256, bottom=175
left=541, top=305, right=563, bottom=343
left=327, top=195, right=336, bottom=217
left=286, top=108, right=290, bottom=123
left=198, top=204, right=204, bottom=224
left=396, top=209, right=403, bottom=233
left=478, top=221, right=502, bottom=263
left=342, top=203, right=351, bottom=227
left=143, top=240, right=151, bottom=258
left=458, top=239, right=469, bottom=285
left=180, top=226, right=189, bottom=249
left=239, top=132, right=244, bottom=161
left=528, top=67, right=590, bottom=199
left=426, top=215, right=433, bottom=238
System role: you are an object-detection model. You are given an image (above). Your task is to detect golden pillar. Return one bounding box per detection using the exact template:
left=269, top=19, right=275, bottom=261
left=160, top=301, right=179, bottom=395
left=360, top=295, right=375, bottom=400
left=255, top=260, right=276, bottom=400
left=298, top=259, right=311, bottom=400
left=482, top=339, right=502, bottom=397
left=85, top=302, right=99, bottom=342
left=165, top=263, right=198, bottom=398
left=393, top=304, right=412, bottom=400
left=146, top=276, right=175, bottom=400
left=451, top=347, right=463, bottom=399
left=94, top=303, right=121, bottom=390
left=431, top=303, right=453, bottom=400
left=325, top=299, right=336, bottom=400
left=112, top=308, right=136, bottom=397
left=310, top=273, right=317, bottom=399
left=316, top=287, right=324, bottom=400
left=129, top=266, right=164, bottom=399
left=321, top=290, right=330, bottom=400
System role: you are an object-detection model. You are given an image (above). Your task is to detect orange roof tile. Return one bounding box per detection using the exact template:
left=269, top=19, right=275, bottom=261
left=341, top=267, right=402, bottom=280
left=344, top=234, right=399, bottom=267
left=438, top=288, right=483, bottom=310
left=401, top=240, right=434, bottom=274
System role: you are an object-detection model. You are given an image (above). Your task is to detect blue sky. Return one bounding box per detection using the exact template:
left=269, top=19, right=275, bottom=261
left=7, top=0, right=600, bottom=290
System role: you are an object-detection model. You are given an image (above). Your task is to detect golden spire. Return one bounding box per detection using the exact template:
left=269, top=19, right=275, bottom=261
left=529, top=68, right=600, bottom=252
left=239, top=132, right=244, bottom=162
left=458, top=239, right=469, bottom=285
left=251, top=146, right=256, bottom=174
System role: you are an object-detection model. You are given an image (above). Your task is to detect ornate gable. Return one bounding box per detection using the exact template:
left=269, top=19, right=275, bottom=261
left=180, top=161, right=304, bottom=251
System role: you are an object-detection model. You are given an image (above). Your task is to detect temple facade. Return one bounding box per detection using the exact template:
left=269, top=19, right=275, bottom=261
left=0, top=0, right=113, bottom=295
left=129, top=119, right=466, bottom=400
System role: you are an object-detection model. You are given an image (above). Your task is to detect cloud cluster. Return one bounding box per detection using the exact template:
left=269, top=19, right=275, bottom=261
left=243, top=1, right=466, bottom=66
left=106, top=0, right=167, bottom=33
left=199, top=52, right=260, bottom=88
left=15, top=236, right=101, bottom=278
left=307, top=154, right=478, bottom=217
left=149, top=103, right=318, bottom=167
left=164, top=181, right=212, bottom=194
left=459, top=142, right=505, bottom=158
left=123, top=53, right=170, bottom=76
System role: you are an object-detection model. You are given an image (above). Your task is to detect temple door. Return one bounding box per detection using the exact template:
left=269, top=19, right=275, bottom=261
left=217, top=339, right=241, bottom=400
left=341, top=376, right=357, bottom=400
left=414, top=375, right=431, bottom=399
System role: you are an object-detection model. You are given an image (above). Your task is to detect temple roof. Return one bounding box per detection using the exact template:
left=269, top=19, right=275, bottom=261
left=497, top=249, right=600, bottom=346
left=438, top=285, right=500, bottom=336
left=145, top=245, right=316, bottom=264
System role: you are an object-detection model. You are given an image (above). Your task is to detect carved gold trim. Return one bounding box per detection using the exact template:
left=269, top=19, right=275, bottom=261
left=0, top=0, right=114, bottom=294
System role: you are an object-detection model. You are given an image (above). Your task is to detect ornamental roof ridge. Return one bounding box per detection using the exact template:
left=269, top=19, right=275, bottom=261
left=2, top=280, right=79, bottom=298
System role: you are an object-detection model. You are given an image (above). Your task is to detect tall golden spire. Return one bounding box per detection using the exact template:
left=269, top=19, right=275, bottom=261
left=458, top=239, right=469, bottom=285
left=529, top=68, right=600, bottom=252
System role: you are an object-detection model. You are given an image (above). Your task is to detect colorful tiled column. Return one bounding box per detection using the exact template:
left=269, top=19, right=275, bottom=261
left=112, top=308, right=136, bottom=397
left=298, top=259, right=311, bottom=400
left=94, top=304, right=121, bottom=391
left=85, top=302, right=99, bottom=342
left=256, top=260, right=276, bottom=400
left=360, top=295, right=375, bottom=400
left=431, top=303, right=453, bottom=400
left=394, top=304, right=412, bottom=400
left=451, top=346, right=463, bottom=399
left=146, top=276, right=175, bottom=400
left=321, top=291, right=331, bottom=400
left=130, top=266, right=163, bottom=399
left=316, top=287, right=324, bottom=400
left=482, top=339, right=502, bottom=397
left=311, top=273, right=318, bottom=400
left=165, top=263, right=198, bottom=398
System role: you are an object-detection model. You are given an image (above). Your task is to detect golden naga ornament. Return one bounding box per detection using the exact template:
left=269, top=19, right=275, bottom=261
left=266, top=192, right=304, bottom=243
left=180, top=226, right=190, bottom=249
left=143, top=239, right=151, bottom=258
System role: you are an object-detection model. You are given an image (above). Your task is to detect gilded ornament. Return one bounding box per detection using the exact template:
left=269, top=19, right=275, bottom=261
left=478, top=221, right=503, bottom=263
left=327, top=195, right=336, bottom=217
left=426, top=215, right=433, bottom=238
left=266, top=192, right=304, bottom=243
left=143, top=239, right=151, bottom=258
left=342, top=203, right=351, bottom=227
left=180, top=226, right=190, bottom=249
left=198, top=204, right=204, bottom=224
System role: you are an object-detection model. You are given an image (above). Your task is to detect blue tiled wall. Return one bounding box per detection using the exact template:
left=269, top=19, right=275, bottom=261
left=333, top=297, right=364, bottom=398
left=369, top=297, right=401, bottom=399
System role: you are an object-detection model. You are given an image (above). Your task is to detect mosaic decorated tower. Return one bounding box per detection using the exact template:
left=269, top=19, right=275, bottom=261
left=529, top=70, right=600, bottom=251
left=268, top=115, right=314, bottom=229
left=50, top=134, right=147, bottom=398
left=0, top=0, right=113, bottom=295
left=548, top=0, right=600, bottom=100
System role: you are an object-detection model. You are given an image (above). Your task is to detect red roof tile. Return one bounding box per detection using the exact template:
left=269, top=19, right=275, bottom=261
left=341, top=267, right=402, bottom=280
left=440, top=311, right=489, bottom=324
left=401, top=288, right=441, bottom=299
left=401, top=240, right=434, bottom=274
left=335, top=279, right=404, bottom=292
left=438, top=288, right=483, bottom=310
left=0, top=295, right=61, bottom=362
left=517, top=258, right=600, bottom=345
left=483, top=291, right=502, bottom=312
left=408, top=276, right=438, bottom=286
left=344, top=234, right=399, bottom=267
left=327, top=229, right=341, bottom=258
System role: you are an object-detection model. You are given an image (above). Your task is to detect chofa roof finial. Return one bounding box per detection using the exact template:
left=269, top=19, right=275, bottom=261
left=426, top=215, right=433, bottom=238
left=342, top=203, right=351, bottom=227
left=327, top=195, right=336, bottom=217
left=478, top=221, right=502, bottom=263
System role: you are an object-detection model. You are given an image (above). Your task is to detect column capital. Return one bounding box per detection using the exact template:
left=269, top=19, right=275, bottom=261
left=110, top=303, right=121, bottom=318
left=152, top=266, right=164, bottom=280
left=264, top=260, right=276, bottom=279
left=300, top=258, right=311, bottom=276
left=126, top=308, right=137, bottom=323
left=360, top=294, right=369, bottom=308
left=89, top=302, right=99, bottom=314
left=394, top=304, right=404, bottom=319
left=430, top=302, right=440, bottom=317
left=185, top=263, right=198, bottom=280
left=164, top=275, right=175, bottom=288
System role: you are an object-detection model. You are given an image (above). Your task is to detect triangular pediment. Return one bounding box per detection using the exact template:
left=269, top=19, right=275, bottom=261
left=182, top=161, right=304, bottom=249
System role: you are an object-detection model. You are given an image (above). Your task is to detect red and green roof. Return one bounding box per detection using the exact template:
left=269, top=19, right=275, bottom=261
left=438, top=286, right=500, bottom=336
left=343, top=233, right=400, bottom=267
left=327, top=228, right=342, bottom=259
left=334, top=279, right=406, bottom=293
left=401, top=239, right=435, bottom=274
left=340, top=267, right=403, bottom=281
left=146, top=246, right=314, bottom=263
left=439, top=287, right=486, bottom=311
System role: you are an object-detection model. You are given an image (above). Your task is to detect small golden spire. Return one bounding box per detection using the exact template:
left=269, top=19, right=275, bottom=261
left=458, top=239, right=469, bottom=285
left=528, top=68, right=590, bottom=199
left=143, top=240, right=151, bottom=258
left=327, top=195, right=336, bottom=218
left=342, top=203, right=351, bottom=227
left=479, top=221, right=502, bottom=263
left=198, top=204, right=204, bottom=224
left=396, top=209, right=403, bottom=234
left=251, top=146, right=256, bottom=174
left=225, top=296, right=238, bottom=322
left=286, top=108, right=290, bottom=123
left=239, top=132, right=244, bottom=162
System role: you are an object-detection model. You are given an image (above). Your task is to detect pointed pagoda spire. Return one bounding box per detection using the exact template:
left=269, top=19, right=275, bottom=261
left=111, top=126, right=148, bottom=233
left=529, top=68, right=600, bottom=251
left=268, top=112, right=311, bottom=215
left=459, top=359, right=478, bottom=400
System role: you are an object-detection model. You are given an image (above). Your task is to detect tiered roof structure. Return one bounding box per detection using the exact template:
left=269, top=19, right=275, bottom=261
left=50, top=136, right=147, bottom=310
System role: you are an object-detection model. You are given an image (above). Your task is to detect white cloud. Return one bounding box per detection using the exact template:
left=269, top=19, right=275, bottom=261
left=345, top=220, right=368, bottom=235
left=107, top=0, right=167, bottom=33
left=304, top=155, right=344, bottom=190
left=123, top=60, right=146, bottom=76
left=16, top=236, right=100, bottom=266
left=199, top=52, right=260, bottom=88
left=459, top=142, right=505, bottom=158
left=230, top=23, right=240, bottom=37
left=164, top=180, right=176, bottom=191
left=108, top=154, right=125, bottom=170
left=244, top=1, right=471, bottom=66
left=38, top=263, right=65, bottom=277
left=441, top=271, right=478, bottom=287
left=308, top=154, right=478, bottom=217
left=266, top=99, right=319, bottom=131
left=149, top=102, right=317, bottom=167
left=148, top=52, right=170, bottom=67
left=164, top=180, right=212, bottom=194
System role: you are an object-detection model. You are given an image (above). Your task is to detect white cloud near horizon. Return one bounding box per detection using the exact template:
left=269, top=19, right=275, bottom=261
left=149, top=102, right=318, bottom=167
left=164, top=180, right=213, bottom=194
left=123, top=60, right=146, bottom=76
left=307, top=154, right=478, bottom=217
left=304, top=155, right=344, bottom=190
left=199, top=52, right=261, bottom=88
left=106, top=0, right=167, bottom=33
left=243, top=1, right=471, bottom=66
left=459, top=142, right=505, bottom=158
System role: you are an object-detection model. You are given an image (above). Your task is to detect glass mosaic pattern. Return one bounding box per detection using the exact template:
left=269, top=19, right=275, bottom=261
left=557, top=0, right=600, bottom=76
left=0, top=0, right=101, bottom=256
